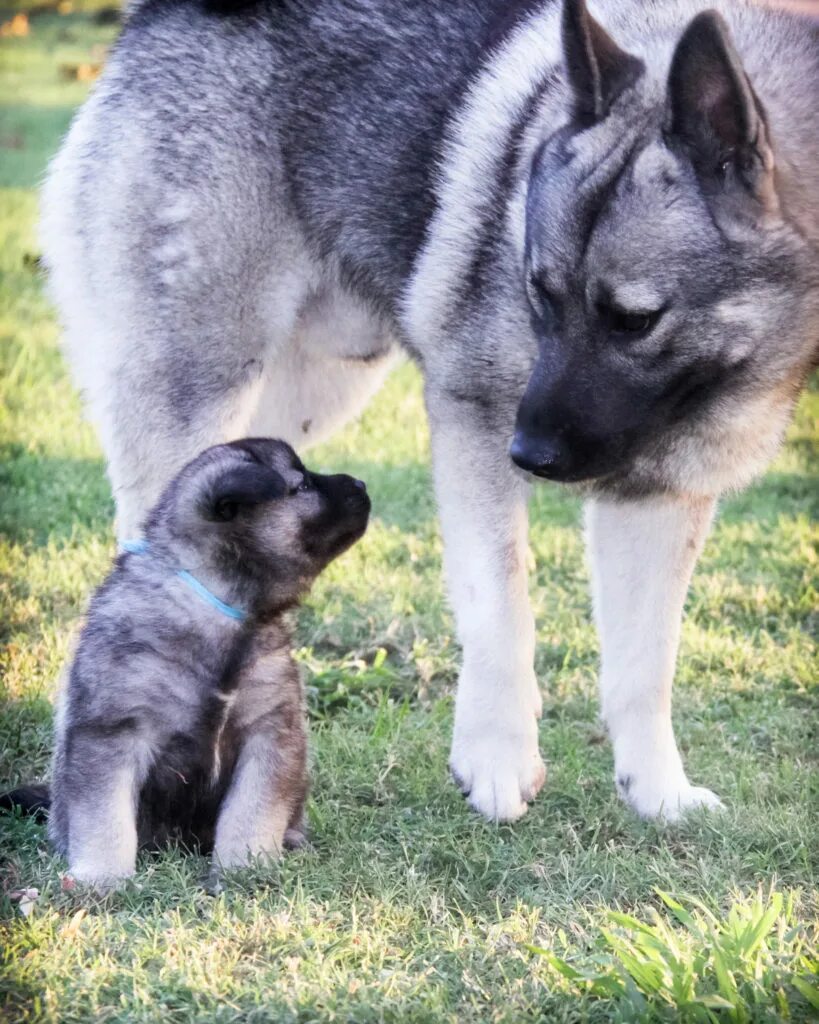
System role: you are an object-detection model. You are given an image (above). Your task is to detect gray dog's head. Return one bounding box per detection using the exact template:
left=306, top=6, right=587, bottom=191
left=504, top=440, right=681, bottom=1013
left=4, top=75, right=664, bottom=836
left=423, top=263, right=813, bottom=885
left=512, top=0, right=817, bottom=494
left=144, top=438, right=370, bottom=613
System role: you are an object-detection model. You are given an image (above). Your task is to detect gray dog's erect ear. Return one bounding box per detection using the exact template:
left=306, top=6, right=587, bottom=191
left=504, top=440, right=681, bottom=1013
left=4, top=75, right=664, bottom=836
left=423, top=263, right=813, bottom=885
left=206, top=463, right=288, bottom=522
left=667, top=11, right=776, bottom=209
left=561, top=0, right=644, bottom=123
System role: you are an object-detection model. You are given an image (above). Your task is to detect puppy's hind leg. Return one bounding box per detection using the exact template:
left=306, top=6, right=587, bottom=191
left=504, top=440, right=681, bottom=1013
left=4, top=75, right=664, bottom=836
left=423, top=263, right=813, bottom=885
left=585, top=494, right=723, bottom=821
left=61, top=726, right=152, bottom=889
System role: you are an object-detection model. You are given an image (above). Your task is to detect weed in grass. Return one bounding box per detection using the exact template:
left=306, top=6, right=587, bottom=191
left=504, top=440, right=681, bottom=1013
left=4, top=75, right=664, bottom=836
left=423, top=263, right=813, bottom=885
left=531, top=888, right=819, bottom=1023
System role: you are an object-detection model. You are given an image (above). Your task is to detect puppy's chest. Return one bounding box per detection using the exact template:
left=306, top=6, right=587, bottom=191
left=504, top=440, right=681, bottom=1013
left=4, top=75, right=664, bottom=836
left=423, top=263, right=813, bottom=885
left=139, top=634, right=298, bottom=846
left=137, top=690, right=248, bottom=850
left=154, top=655, right=278, bottom=781
left=154, top=628, right=280, bottom=764
left=147, top=690, right=241, bottom=795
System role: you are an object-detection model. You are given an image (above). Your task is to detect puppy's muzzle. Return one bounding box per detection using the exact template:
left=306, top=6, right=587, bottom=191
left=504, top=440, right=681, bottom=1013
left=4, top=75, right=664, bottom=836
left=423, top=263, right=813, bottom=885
left=345, top=478, right=370, bottom=510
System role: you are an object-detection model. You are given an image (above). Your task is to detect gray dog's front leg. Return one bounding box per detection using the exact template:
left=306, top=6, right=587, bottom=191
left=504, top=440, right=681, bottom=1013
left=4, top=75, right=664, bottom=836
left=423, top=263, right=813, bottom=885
left=585, top=493, right=723, bottom=820
left=427, top=394, right=545, bottom=822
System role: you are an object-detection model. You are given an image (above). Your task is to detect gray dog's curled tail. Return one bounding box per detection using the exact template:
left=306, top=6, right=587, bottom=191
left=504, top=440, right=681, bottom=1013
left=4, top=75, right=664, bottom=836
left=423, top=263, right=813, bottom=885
left=0, top=784, right=50, bottom=823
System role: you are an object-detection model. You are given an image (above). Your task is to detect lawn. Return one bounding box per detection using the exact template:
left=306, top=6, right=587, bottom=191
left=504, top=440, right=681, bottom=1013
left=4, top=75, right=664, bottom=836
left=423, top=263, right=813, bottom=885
left=1, top=5, right=817, bottom=1021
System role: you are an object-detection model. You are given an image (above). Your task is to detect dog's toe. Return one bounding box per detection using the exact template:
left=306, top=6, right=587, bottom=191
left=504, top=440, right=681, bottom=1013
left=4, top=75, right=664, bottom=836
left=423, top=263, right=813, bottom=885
left=623, top=774, right=724, bottom=822
left=449, top=764, right=472, bottom=796
left=450, top=727, right=545, bottom=822
left=283, top=826, right=309, bottom=851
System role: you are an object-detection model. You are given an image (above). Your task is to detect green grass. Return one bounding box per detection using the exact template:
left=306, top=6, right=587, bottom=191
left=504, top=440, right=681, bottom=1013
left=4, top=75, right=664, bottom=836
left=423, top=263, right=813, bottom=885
left=1, top=7, right=818, bottom=1022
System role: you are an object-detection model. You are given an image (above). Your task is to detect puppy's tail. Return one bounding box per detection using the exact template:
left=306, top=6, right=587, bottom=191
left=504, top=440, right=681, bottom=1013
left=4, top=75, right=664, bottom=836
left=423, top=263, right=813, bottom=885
left=0, top=783, right=50, bottom=822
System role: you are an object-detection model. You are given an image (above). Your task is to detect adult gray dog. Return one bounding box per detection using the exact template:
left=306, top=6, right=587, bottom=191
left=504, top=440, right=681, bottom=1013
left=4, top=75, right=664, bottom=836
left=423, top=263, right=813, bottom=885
left=41, top=0, right=818, bottom=823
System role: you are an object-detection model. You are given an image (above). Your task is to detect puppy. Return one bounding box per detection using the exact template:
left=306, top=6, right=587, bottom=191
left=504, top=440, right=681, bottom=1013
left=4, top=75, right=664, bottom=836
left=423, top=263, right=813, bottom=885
left=40, top=438, right=368, bottom=887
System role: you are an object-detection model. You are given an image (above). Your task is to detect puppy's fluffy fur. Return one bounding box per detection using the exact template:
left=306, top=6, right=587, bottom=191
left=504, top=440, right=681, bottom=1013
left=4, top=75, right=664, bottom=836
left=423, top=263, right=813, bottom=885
left=42, top=437, right=369, bottom=887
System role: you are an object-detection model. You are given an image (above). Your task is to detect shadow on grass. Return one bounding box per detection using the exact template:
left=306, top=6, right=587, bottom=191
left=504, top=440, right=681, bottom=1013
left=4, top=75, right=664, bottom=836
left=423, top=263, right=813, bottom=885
left=0, top=692, right=53, bottom=787
left=0, top=447, right=114, bottom=546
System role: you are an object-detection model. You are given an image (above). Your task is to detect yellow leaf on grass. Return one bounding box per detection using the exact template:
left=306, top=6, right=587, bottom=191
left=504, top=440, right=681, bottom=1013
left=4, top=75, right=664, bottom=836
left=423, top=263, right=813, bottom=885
left=63, top=909, right=88, bottom=938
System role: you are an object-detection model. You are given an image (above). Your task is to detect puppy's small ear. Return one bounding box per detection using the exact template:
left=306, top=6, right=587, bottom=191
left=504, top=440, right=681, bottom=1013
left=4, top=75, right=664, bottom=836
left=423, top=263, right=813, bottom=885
left=667, top=11, right=776, bottom=211
left=561, top=0, right=644, bottom=124
left=206, top=464, right=287, bottom=522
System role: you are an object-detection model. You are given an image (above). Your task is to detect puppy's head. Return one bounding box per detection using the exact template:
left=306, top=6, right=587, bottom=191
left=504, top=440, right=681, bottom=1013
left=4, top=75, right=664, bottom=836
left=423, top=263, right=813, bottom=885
left=146, top=438, right=370, bottom=612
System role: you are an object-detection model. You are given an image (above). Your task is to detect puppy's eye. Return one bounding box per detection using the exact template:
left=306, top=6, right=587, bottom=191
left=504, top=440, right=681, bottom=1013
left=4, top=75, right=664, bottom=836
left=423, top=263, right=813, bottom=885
left=290, top=478, right=312, bottom=495
left=214, top=500, right=238, bottom=522
left=598, top=303, right=662, bottom=336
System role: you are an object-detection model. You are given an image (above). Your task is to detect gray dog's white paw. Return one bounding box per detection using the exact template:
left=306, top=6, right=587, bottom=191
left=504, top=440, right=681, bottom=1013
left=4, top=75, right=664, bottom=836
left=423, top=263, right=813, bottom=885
left=450, top=722, right=546, bottom=822
left=67, top=864, right=132, bottom=895
left=617, top=770, right=723, bottom=822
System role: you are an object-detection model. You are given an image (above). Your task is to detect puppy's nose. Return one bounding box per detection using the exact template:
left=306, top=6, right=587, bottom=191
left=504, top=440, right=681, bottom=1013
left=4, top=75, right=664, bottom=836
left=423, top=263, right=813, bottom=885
left=343, top=475, right=369, bottom=508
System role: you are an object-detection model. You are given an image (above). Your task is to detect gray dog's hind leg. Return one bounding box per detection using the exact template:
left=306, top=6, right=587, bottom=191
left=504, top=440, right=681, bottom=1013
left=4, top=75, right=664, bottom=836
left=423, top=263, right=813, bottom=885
left=101, top=351, right=279, bottom=542
left=47, top=247, right=311, bottom=541
left=39, top=90, right=316, bottom=539
left=426, top=387, right=546, bottom=822
left=585, top=494, right=723, bottom=820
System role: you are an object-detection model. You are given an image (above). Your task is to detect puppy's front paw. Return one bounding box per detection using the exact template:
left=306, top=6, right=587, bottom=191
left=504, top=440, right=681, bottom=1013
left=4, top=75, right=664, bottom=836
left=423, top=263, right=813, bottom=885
left=450, top=715, right=545, bottom=822
left=283, top=824, right=309, bottom=851
left=617, top=768, right=723, bottom=822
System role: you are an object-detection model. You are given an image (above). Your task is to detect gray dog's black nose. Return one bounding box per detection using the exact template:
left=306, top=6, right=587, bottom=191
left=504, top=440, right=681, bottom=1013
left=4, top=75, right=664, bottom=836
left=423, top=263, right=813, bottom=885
left=509, top=431, right=569, bottom=479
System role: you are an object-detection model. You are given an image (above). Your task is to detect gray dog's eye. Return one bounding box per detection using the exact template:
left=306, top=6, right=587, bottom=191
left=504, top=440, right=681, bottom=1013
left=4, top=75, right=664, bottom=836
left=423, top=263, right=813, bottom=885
left=598, top=302, right=662, bottom=337
left=290, top=478, right=312, bottom=495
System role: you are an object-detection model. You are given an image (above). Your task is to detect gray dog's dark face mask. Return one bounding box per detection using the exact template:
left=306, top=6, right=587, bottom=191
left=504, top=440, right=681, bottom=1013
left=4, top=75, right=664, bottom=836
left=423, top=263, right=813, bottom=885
left=511, top=3, right=794, bottom=489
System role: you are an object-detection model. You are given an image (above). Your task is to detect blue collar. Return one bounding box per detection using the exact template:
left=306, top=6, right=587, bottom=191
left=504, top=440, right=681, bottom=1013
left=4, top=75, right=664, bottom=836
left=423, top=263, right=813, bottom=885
left=121, top=540, right=247, bottom=622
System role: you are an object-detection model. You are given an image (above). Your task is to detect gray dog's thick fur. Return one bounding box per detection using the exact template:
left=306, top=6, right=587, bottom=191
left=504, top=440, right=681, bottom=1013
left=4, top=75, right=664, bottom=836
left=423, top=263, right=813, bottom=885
left=47, top=438, right=369, bottom=886
left=41, top=0, right=818, bottom=823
